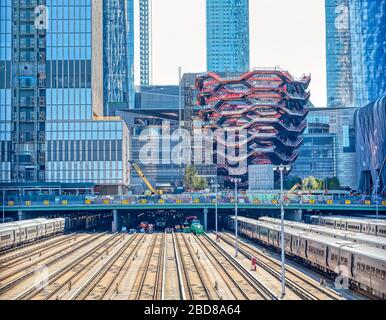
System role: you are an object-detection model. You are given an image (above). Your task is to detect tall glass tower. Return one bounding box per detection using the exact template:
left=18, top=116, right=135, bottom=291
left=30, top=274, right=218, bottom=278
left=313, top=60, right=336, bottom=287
left=206, top=0, right=250, bottom=73
left=0, top=0, right=12, bottom=182
left=349, top=0, right=386, bottom=107
left=126, top=0, right=135, bottom=108
left=325, top=0, right=354, bottom=108
left=0, top=1, right=132, bottom=185
left=104, top=0, right=132, bottom=115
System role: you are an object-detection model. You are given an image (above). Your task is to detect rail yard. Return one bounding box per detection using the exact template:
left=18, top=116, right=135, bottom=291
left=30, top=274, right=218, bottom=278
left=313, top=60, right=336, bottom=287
left=0, top=225, right=354, bottom=300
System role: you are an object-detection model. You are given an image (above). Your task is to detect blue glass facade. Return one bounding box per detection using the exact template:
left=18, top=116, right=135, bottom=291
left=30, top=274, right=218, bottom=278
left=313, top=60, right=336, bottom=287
left=103, top=0, right=131, bottom=115
left=0, top=1, right=130, bottom=190
left=325, top=0, right=354, bottom=108
left=291, top=115, right=336, bottom=179
left=206, top=0, right=249, bottom=73
left=349, top=0, right=386, bottom=107
left=355, top=95, right=386, bottom=193
left=0, top=0, right=11, bottom=182
left=46, top=0, right=92, bottom=121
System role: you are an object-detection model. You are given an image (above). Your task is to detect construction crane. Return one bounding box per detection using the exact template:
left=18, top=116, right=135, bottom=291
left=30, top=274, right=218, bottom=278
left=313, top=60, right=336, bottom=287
left=283, top=183, right=302, bottom=202
left=288, top=183, right=302, bottom=194
left=129, top=161, right=161, bottom=195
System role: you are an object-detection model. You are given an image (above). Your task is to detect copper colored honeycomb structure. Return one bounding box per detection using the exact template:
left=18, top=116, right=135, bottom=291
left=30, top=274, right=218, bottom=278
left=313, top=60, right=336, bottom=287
left=195, top=69, right=311, bottom=182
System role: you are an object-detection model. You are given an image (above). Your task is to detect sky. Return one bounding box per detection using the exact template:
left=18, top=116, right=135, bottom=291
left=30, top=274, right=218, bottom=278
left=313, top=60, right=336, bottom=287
left=134, top=0, right=327, bottom=107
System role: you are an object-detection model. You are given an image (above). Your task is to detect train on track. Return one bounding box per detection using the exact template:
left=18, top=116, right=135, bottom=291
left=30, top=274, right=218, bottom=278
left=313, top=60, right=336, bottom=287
left=259, top=217, right=386, bottom=250
left=309, top=216, right=386, bottom=238
left=0, top=218, right=65, bottom=251
left=227, top=216, right=386, bottom=299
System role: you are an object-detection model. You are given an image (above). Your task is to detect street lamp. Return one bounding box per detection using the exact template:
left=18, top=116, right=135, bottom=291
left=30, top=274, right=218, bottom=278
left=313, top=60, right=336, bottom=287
left=2, top=188, right=5, bottom=224
left=274, top=164, right=291, bottom=299
left=373, top=157, right=386, bottom=220
left=210, top=178, right=220, bottom=237
left=230, top=177, right=241, bottom=257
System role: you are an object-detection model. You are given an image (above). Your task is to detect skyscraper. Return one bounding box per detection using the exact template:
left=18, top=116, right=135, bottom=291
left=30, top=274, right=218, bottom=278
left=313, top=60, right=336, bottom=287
left=325, top=0, right=354, bottom=108
left=325, top=0, right=386, bottom=108
left=349, top=0, right=386, bottom=107
left=206, top=0, right=250, bottom=73
left=104, top=0, right=132, bottom=115
left=139, top=0, right=152, bottom=87
left=126, top=0, right=135, bottom=108
left=0, top=1, right=131, bottom=193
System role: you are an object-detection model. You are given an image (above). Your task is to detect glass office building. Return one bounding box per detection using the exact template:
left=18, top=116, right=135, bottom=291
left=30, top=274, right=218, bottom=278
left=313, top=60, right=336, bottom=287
left=355, top=95, right=386, bottom=194
left=290, top=108, right=358, bottom=189
left=291, top=115, right=336, bottom=179
left=0, top=1, right=131, bottom=193
left=349, top=0, right=386, bottom=107
left=104, top=0, right=130, bottom=115
left=325, top=0, right=354, bottom=108
left=126, top=0, right=135, bottom=109
left=206, top=0, right=250, bottom=73
left=0, top=0, right=11, bottom=182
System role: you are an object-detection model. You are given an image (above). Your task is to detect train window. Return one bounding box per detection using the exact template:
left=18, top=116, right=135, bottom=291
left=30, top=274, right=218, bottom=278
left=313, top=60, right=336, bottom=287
left=376, top=269, right=381, bottom=278
left=371, top=267, right=375, bottom=275
left=366, top=265, right=370, bottom=273
left=381, top=271, right=386, bottom=280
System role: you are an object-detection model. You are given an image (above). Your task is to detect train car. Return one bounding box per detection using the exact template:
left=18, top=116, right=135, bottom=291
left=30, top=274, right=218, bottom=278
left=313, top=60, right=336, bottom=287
left=258, top=217, right=386, bottom=249
left=227, top=215, right=386, bottom=298
left=0, top=226, right=17, bottom=251
left=0, top=218, right=66, bottom=252
left=45, top=219, right=55, bottom=236
left=191, top=223, right=204, bottom=236
left=350, top=245, right=386, bottom=298
left=375, top=222, right=386, bottom=237
left=21, top=221, right=40, bottom=242
left=318, top=216, right=339, bottom=228
left=311, top=216, right=386, bottom=238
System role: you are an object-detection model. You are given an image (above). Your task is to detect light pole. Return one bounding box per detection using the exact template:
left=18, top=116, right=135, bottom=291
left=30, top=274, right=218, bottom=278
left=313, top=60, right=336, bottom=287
left=274, top=164, right=290, bottom=299
left=373, top=174, right=381, bottom=221
left=210, top=178, right=220, bottom=237
left=2, top=188, right=5, bottom=224
left=230, top=177, right=241, bottom=257
left=373, top=157, right=386, bottom=220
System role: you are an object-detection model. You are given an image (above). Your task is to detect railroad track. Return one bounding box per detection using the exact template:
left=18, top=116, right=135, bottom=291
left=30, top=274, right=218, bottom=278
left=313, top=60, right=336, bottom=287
left=130, top=233, right=165, bottom=300
left=174, top=233, right=218, bottom=300
left=218, top=232, right=343, bottom=300
left=0, top=233, right=105, bottom=293
left=0, top=233, right=81, bottom=269
left=194, top=234, right=277, bottom=300
left=71, top=233, right=146, bottom=300
left=13, top=233, right=126, bottom=300
left=0, top=233, right=66, bottom=257
left=169, top=232, right=185, bottom=300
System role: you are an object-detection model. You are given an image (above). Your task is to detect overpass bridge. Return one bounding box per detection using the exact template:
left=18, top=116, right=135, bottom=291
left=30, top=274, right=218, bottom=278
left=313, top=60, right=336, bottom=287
left=3, top=201, right=386, bottom=213
left=3, top=195, right=386, bottom=231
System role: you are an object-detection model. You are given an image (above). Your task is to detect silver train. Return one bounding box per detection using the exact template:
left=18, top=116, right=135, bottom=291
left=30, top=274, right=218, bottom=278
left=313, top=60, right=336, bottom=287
left=227, top=216, right=386, bottom=299
left=310, top=216, right=386, bottom=238
left=259, top=217, right=386, bottom=250
left=0, top=218, right=65, bottom=251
